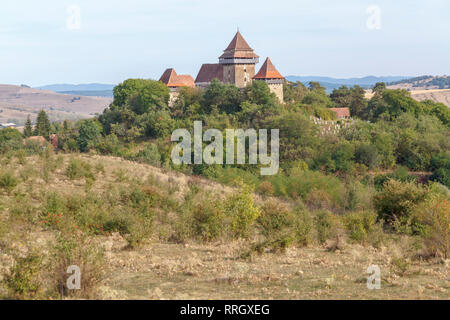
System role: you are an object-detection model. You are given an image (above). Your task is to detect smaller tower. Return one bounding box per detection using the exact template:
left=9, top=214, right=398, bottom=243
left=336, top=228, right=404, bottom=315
left=159, top=68, right=195, bottom=106
left=253, top=57, right=285, bottom=103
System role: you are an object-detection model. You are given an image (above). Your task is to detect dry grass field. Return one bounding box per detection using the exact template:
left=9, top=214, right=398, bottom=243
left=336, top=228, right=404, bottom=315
left=0, top=85, right=112, bottom=125
left=0, top=153, right=448, bottom=300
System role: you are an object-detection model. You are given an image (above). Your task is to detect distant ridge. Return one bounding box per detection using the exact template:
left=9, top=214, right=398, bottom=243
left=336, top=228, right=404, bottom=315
left=36, top=83, right=116, bottom=92
left=286, top=75, right=413, bottom=92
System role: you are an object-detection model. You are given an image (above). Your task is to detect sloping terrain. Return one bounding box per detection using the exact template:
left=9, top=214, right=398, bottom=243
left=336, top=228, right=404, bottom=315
left=0, top=84, right=112, bottom=125
left=0, top=154, right=447, bottom=300
left=388, top=76, right=450, bottom=90
left=365, top=88, right=450, bottom=107
left=408, top=89, right=450, bottom=107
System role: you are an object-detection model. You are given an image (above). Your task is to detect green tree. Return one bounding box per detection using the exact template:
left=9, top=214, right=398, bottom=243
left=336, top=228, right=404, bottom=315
left=245, top=80, right=277, bottom=106
left=77, top=119, right=101, bottom=152
left=112, top=79, right=169, bottom=110
left=283, top=81, right=309, bottom=103
left=24, top=115, right=33, bottom=137
left=202, top=79, right=243, bottom=114
left=34, top=110, right=51, bottom=138
left=349, top=85, right=368, bottom=118
left=330, top=86, right=352, bottom=108
left=372, top=82, right=386, bottom=96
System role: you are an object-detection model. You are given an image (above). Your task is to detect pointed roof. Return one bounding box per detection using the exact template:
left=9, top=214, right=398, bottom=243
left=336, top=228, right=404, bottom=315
left=195, top=64, right=224, bottom=83
left=159, top=68, right=195, bottom=87
left=225, top=31, right=253, bottom=51
left=219, top=31, right=259, bottom=59
left=253, top=57, right=284, bottom=79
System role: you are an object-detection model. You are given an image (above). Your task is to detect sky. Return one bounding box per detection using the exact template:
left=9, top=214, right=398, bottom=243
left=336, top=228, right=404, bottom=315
left=1, top=0, right=449, bottom=87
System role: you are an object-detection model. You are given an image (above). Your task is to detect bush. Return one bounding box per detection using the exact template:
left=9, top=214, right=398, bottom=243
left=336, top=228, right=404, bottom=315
left=314, top=210, right=343, bottom=244
left=343, top=211, right=377, bottom=243
left=133, top=143, right=161, bottom=166
left=257, top=203, right=295, bottom=250
left=413, top=196, right=449, bottom=259
left=0, top=171, right=18, bottom=193
left=51, top=232, right=104, bottom=298
left=269, top=170, right=346, bottom=209
left=189, top=200, right=225, bottom=241
left=430, top=168, right=450, bottom=188
left=223, top=185, right=260, bottom=239
left=65, top=158, right=95, bottom=181
left=123, top=217, right=153, bottom=249
left=294, top=208, right=314, bottom=246
left=373, top=179, right=427, bottom=224
left=95, top=133, right=120, bottom=155
left=257, top=181, right=274, bottom=196
left=3, top=253, right=44, bottom=299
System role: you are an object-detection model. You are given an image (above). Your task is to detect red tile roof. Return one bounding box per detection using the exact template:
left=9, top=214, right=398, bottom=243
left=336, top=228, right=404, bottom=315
left=329, top=108, right=350, bottom=118
left=253, top=57, right=284, bottom=79
left=219, top=31, right=259, bottom=59
left=159, top=68, right=195, bottom=87
left=195, top=64, right=224, bottom=83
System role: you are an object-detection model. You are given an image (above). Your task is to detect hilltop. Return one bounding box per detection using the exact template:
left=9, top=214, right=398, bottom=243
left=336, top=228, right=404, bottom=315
left=0, top=84, right=112, bottom=125
left=35, top=83, right=115, bottom=98
left=388, top=76, right=450, bottom=90
left=382, top=76, right=450, bottom=107
left=286, top=75, right=411, bottom=92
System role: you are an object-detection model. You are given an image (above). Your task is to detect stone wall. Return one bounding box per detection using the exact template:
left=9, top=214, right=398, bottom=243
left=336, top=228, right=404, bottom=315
left=269, top=83, right=284, bottom=103
left=223, top=64, right=255, bottom=88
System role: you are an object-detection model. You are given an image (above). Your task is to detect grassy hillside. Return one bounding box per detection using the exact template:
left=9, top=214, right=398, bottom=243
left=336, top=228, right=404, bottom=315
left=0, top=152, right=448, bottom=299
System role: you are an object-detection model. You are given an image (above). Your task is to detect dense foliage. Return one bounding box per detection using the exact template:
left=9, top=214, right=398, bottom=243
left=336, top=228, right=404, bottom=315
left=1, top=78, right=449, bottom=224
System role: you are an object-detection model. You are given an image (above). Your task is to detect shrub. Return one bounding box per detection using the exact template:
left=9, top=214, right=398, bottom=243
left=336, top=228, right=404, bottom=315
left=95, top=133, right=120, bottom=155
left=223, top=185, right=260, bottom=239
left=65, top=158, right=95, bottom=181
left=257, top=203, right=295, bottom=251
left=188, top=200, right=225, bottom=241
left=253, top=203, right=313, bottom=253
left=294, top=209, right=314, bottom=247
left=343, top=211, right=377, bottom=243
left=430, top=168, right=450, bottom=188
left=133, top=144, right=161, bottom=166
left=257, top=181, right=274, bottom=196
left=373, top=179, right=427, bottom=224
left=51, top=232, right=104, bottom=298
left=270, top=170, right=346, bottom=210
left=0, top=171, right=18, bottom=193
left=258, top=202, right=293, bottom=238
left=413, top=196, right=449, bottom=259
left=3, top=253, right=44, bottom=299
left=314, top=210, right=343, bottom=244
left=123, top=217, right=153, bottom=249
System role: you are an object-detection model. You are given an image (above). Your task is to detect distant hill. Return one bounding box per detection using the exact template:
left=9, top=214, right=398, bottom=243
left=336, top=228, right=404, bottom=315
left=286, top=75, right=412, bottom=92
left=59, top=90, right=114, bottom=98
left=35, top=83, right=115, bottom=98
left=387, top=75, right=450, bottom=90
left=0, top=84, right=112, bottom=125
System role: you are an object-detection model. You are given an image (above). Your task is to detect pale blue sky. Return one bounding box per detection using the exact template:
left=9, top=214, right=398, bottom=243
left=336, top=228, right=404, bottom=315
left=1, top=0, right=449, bottom=86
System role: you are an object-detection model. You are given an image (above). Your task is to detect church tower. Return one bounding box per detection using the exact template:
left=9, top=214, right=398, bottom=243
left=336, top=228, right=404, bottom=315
left=253, top=57, right=285, bottom=103
left=219, top=31, right=259, bottom=88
